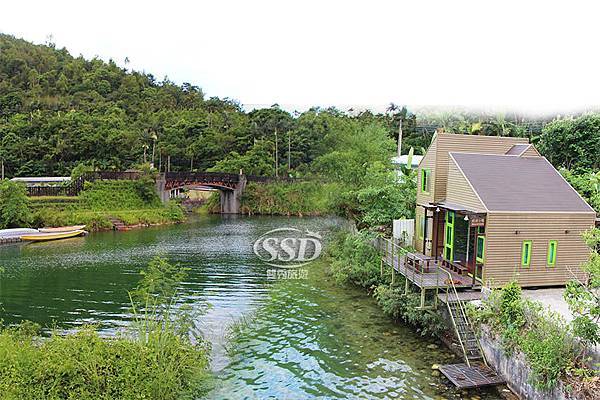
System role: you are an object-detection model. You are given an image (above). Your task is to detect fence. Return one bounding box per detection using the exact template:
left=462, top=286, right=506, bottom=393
left=393, top=218, right=414, bottom=247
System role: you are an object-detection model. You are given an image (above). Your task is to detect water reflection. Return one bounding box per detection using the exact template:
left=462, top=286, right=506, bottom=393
left=0, top=216, right=504, bottom=399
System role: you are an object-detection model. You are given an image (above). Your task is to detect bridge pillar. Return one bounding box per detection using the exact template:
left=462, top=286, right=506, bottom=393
left=155, top=173, right=170, bottom=203
left=220, top=174, right=247, bottom=214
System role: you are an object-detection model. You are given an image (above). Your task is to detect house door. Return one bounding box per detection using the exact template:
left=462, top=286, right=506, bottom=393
left=443, top=211, right=454, bottom=261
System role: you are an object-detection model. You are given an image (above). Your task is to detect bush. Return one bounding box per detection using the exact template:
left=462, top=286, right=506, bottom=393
left=79, top=180, right=161, bottom=211
left=325, top=230, right=388, bottom=289
left=0, top=257, right=210, bottom=399
left=472, top=282, right=584, bottom=390
left=239, top=180, right=342, bottom=216
left=373, top=284, right=444, bottom=337
left=0, top=179, right=31, bottom=228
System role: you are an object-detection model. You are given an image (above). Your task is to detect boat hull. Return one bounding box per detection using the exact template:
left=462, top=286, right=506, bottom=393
left=38, top=225, right=86, bottom=233
left=20, top=230, right=86, bottom=241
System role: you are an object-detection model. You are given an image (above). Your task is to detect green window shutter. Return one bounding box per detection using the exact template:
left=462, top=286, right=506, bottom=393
left=547, top=241, right=557, bottom=266
left=521, top=241, right=532, bottom=267
left=421, top=169, right=430, bottom=193
left=444, top=211, right=455, bottom=261
left=476, top=235, right=485, bottom=263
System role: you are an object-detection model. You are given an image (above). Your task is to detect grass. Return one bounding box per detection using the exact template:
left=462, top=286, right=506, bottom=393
left=30, top=180, right=184, bottom=230
left=236, top=181, right=343, bottom=216
left=0, top=257, right=211, bottom=400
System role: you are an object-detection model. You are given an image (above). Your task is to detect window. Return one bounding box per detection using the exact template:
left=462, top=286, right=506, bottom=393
left=444, top=211, right=454, bottom=261
left=421, top=169, right=431, bottom=193
left=521, top=241, right=532, bottom=267
left=476, top=235, right=485, bottom=263
left=547, top=240, right=557, bottom=266
left=419, top=216, right=425, bottom=240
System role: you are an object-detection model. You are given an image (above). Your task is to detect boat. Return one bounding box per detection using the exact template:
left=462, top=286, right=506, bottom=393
left=20, top=230, right=86, bottom=242
left=38, top=225, right=86, bottom=233
left=0, top=228, right=39, bottom=238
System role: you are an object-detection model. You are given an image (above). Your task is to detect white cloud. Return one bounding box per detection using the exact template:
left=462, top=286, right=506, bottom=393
left=1, top=0, right=599, bottom=114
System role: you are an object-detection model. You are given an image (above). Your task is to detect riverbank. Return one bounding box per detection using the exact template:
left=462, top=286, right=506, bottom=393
left=29, top=180, right=184, bottom=231
left=0, top=257, right=211, bottom=400
left=0, top=215, right=506, bottom=399
left=203, top=180, right=343, bottom=216
left=325, top=230, right=600, bottom=400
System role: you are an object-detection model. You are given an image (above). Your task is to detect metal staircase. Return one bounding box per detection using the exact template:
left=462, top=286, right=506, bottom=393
left=446, top=299, right=483, bottom=363
left=439, top=268, right=485, bottom=367
left=438, top=268, right=505, bottom=390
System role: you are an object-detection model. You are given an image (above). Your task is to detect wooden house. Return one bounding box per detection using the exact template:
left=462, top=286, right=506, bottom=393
left=414, top=133, right=596, bottom=288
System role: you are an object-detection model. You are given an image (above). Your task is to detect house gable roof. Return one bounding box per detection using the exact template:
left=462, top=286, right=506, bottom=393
left=449, top=152, right=595, bottom=212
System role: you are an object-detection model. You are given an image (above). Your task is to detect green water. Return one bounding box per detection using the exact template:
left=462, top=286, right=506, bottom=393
left=0, top=216, right=504, bottom=399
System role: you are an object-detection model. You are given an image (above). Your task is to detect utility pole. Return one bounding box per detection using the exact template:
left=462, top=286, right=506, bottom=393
left=287, top=131, right=291, bottom=174
left=275, top=128, right=279, bottom=178
left=397, top=118, right=403, bottom=157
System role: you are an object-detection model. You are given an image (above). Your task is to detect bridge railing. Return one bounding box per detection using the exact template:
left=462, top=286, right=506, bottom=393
left=165, top=171, right=240, bottom=183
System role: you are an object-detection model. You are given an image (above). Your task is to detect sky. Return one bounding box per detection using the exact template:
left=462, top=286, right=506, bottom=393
left=1, top=1, right=600, bottom=114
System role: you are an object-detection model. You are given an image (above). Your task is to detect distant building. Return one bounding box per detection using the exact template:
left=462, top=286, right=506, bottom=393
left=10, top=177, right=71, bottom=187
left=391, top=154, right=423, bottom=169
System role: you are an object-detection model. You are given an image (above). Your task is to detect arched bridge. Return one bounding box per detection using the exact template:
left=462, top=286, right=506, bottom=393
left=157, top=172, right=248, bottom=214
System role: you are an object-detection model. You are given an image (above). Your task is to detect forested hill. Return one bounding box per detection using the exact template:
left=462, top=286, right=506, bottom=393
left=1, top=33, right=599, bottom=180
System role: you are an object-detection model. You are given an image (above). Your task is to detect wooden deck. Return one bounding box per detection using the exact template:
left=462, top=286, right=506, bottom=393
left=437, top=290, right=483, bottom=304
left=382, top=252, right=473, bottom=289
left=439, top=363, right=505, bottom=389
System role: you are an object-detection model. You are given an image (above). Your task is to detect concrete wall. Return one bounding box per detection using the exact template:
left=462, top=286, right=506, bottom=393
left=479, top=326, right=568, bottom=400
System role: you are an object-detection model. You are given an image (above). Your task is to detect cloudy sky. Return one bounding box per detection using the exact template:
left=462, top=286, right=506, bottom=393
left=1, top=1, right=599, bottom=113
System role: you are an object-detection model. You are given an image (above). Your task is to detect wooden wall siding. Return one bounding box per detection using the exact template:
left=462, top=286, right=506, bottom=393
left=521, top=146, right=541, bottom=157
left=433, top=134, right=528, bottom=202
left=416, top=135, right=437, bottom=205
left=414, top=207, right=425, bottom=253
left=445, top=156, right=487, bottom=212
left=484, top=212, right=595, bottom=287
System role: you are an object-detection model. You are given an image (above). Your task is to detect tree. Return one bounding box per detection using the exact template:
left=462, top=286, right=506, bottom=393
left=564, top=229, right=600, bottom=347
left=0, top=179, right=31, bottom=228
left=539, top=115, right=600, bottom=170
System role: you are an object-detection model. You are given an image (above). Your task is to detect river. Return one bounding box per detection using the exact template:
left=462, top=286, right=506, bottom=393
left=0, top=216, right=506, bottom=399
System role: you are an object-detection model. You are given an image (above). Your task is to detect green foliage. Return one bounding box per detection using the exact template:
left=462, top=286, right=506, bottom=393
left=0, top=179, right=31, bottom=228
left=564, top=228, right=600, bottom=346
left=208, top=139, right=275, bottom=176
left=355, top=162, right=416, bottom=227
left=472, top=282, right=588, bottom=390
left=0, top=257, right=210, bottom=400
left=31, top=180, right=183, bottom=230
left=239, top=181, right=341, bottom=216
left=539, top=115, right=600, bottom=171
left=561, top=169, right=600, bottom=212
left=373, top=284, right=444, bottom=337
left=325, top=230, right=388, bottom=289
left=70, top=163, right=95, bottom=180
left=79, top=180, right=161, bottom=210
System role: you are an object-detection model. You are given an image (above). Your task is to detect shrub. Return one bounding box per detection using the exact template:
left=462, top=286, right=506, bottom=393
left=239, top=181, right=341, bottom=216
left=325, top=230, right=388, bottom=289
left=0, top=257, right=211, bottom=400
left=0, top=179, right=31, bottom=228
left=472, top=282, right=585, bottom=390
left=373, top=284, right=444, bottom=337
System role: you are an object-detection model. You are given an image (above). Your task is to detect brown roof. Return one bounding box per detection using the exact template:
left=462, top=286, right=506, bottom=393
left=450, top=153, right=595, bottom=212
left=505, top=144, right=532, bottom=156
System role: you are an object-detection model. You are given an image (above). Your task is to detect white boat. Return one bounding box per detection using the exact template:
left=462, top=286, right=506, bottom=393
left=0, top=228, right=39, bottom=239
left=38, top=225, right=86, bottom=233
